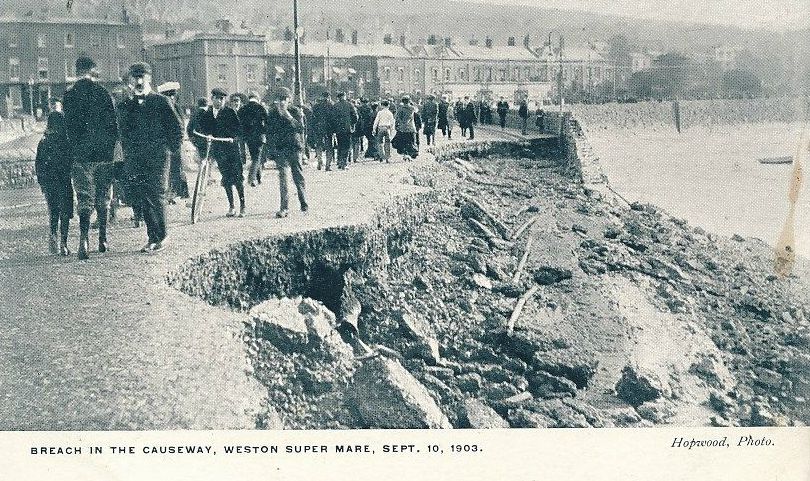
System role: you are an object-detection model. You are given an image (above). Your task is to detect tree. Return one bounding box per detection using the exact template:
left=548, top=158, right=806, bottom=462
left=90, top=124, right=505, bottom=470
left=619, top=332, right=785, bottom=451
left=721, top=69, right=763, bottom=98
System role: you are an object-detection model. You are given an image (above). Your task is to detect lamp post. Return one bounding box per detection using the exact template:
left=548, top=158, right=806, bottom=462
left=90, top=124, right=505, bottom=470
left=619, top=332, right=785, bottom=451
left=27, top=77, right=35, bottom=118
left=292, top=0, right=303, bottom=105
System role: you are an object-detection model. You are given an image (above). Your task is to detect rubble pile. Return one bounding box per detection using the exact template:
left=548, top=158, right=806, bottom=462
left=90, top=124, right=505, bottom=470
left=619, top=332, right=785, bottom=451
left=178, top=147, right=809, bottom=429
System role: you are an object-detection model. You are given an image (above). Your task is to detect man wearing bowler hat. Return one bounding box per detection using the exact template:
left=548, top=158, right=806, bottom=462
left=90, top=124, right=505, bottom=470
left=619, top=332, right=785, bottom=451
left=119, top=62, right=183, bottom=252
left=62, top=56, right=119, bottom=260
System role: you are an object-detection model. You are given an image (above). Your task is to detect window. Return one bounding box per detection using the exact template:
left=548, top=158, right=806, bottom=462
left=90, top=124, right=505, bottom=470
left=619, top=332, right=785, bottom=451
left=9, top=86, right=22, bottom=108
left=474, top=67, right=480, bottom=81
left=216, top=41, right=226, bottom=55
left=37, top=34, right=47, bottom=48
left=37, top=57, right=49, bottom=80
left=117, top=33, right=126, bottom=48
left=458, top=68, right=466, bottom=81
left=398, top=67, right=404, bottom=82
left=414, top=69, right=420, bottom=79
left=65, top=58, right=76, bottom=79
left=246, top=64, right=257, bottom=82
left=432, top=68, right=438, bottom=81
left=218, top=63, right=229, bottom=82
left=8, top=58, right=20, bottom=81
left=384, top=67, right=390, bottom=82
left=514, top=67, right=520, bottom=81
left=191, top=64, right=197, bottom=81
left=444, top=68, right=450, bottom=81
left=8, top=35, right=18, bottom=48
left=64, top=33, right=74, bottom=48
left=487, top=68, right=493, bottom=81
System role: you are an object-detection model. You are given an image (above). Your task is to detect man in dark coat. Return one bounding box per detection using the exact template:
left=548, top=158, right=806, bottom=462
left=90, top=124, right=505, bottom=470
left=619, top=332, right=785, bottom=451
left=437, top=95, right=450, bottom=138
left=36, top=97, right=74, bottom=255
left=518, top=98, right=529, bottom=135
left=157, top=81, right=189, bottom=201
left=266, top=87, right=308, bottom=218
left=63, top=56, right=119, bottom=260
left=496, top=97, right=510, bottom=129
left=238, top=91, right=268, bottom=186
left=420, top=95, right=439, bottom=146
left=330, top=92, right=358, bottom=170
left=311, top=92, right=334, bottom=170
left=455, top=99, right=467, bottom=137
left=119, top=63, right=183, bottom=252
left=464, top=97, right=477, bottom=140
left=187, top=97, right=209, bottom=158
left=196, top=88, right=245, bottom=217
left=357, top=98, right=375, bottom=158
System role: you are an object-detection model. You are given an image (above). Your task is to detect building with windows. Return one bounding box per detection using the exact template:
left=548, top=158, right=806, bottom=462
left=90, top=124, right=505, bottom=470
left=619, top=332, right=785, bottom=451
left=151, top=32, right=267, bottom=108
left=0, top=15, right=142, bottom=118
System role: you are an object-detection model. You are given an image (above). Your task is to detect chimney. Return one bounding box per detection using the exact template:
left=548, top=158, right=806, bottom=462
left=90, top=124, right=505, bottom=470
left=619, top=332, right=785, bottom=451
left=283, top=27, right=293, bottom=41
left=469, top=37, right=479, bottom=46
left=335, top=28, right=344, bottom=43
left=507, top=36, right=516, bottom=47
left=399, top=34, right=405, bottom=47
left=444, top=37, right=451, bottom=47
left=485, top=37, right=493, bottom=48
left=383, top=33, right=392, bottom=45
left=427, top=34, right=436, bottom=45
left=216, top=19, right=233, bottom=34
left=165, top=29, right=176, bottom=39
left=523, top=34, right=530, bottom=48
left=351, top=30, right=358, bottom=45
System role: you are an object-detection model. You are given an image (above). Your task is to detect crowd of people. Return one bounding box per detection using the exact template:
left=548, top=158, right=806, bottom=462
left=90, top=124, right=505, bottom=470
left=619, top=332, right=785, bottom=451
left=35, top=55, right=547, bottom=261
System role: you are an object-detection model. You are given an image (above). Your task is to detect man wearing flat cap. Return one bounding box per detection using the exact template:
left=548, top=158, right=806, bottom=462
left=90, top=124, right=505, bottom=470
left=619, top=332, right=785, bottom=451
left=157, top=81, right=189, bottom=200
left=62, top=56, right=119, bottom=260
left=196, top=87, right=246, bottom=217
left=118, top=62, right=183, bottom=252
left=265, top=86, right=308, bottom=218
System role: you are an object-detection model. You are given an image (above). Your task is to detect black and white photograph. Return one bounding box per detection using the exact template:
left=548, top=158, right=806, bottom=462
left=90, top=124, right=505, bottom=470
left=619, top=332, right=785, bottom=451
left=0, top=0, right=808, bottom=477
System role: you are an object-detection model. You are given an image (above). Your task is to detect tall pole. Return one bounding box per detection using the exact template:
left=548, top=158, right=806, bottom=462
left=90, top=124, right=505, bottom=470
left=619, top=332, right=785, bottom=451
left=558, top=35, right=563, bottom=113
left=292, top=0, right=303, bottom=105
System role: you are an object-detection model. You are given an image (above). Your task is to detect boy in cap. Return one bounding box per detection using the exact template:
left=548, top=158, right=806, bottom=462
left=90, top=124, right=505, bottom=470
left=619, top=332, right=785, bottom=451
left=265, top=87, right=308, bottom=218
left=35, top=97, right=74, bottom=255
left=119, top=62, right=183, bottom=252
left=197, top=87, right=246, bottom=217
left=237, top=91, right=268, bottom=186
left=62, top=56, right=119, bottom=260
left=156, top=81, right=189, bottom=200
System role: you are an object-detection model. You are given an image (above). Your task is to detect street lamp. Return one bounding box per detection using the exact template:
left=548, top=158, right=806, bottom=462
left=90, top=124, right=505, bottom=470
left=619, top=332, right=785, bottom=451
left=292, top=0, right=303, bottom=105
left=27, top=77, right=35, bottom=118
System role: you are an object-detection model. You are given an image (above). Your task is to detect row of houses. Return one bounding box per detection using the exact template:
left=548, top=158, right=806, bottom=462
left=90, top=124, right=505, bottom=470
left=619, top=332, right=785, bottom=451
left=149, top=30, right=616, bottom=108
left=0, top=15, right=615, bottom=118
left=0, top=16, right=144, bottom=118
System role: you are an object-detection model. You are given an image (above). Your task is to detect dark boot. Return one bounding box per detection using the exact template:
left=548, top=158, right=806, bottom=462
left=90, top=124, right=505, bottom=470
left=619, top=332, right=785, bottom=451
left=48, top=211, right=59, bottom=254
left=97, top=209, right=108, bottom=253
left=78, top=213, right=90, bottom=260
left=59, top=218, right=71, bottom=256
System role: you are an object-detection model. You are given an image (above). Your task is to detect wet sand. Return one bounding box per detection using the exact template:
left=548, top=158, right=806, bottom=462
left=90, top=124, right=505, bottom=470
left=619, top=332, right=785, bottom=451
left=588, top=122, right=810, bottom=259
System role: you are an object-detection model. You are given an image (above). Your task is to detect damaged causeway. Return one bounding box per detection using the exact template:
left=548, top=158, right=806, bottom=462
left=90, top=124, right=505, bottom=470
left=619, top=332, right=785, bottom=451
left=168, top=138, right=810, bottom=430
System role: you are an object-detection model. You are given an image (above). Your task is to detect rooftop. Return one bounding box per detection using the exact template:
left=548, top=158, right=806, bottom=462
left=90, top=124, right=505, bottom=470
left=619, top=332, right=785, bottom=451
left=0, top=16, right=135, bottom=26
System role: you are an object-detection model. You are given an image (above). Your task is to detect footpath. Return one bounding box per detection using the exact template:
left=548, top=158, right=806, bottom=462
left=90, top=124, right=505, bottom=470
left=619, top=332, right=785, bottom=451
left=0, top=129, right=517, bottom=429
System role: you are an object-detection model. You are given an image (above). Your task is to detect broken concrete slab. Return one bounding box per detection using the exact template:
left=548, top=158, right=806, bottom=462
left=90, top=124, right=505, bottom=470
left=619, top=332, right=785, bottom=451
left=458, top=399, right=510, bottom=429
left=346, top=356, right=452, bottom=429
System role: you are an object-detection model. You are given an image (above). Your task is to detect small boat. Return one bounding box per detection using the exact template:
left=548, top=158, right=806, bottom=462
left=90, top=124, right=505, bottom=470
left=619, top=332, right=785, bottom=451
left=758, top=156, right=793, bottom=165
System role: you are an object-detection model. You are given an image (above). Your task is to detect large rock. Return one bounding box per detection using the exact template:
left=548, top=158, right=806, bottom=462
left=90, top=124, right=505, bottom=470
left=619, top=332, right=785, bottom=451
left=458, top=399, right=509, bottom=429
left=615, top=364, right=670, bottom=407
left=533, top=266, right=573, bottom=285
left=346, top=356, right=452, bottom=429
left=532, top=350, right=598, bottom=389
left=249, top=297, right=311, bottom=353
left=397, top=309, right=441, bottom=364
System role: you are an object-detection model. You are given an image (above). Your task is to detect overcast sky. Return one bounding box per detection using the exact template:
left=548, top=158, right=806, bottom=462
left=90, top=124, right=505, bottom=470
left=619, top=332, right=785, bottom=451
left=465, top=0, right=809, bottom=30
